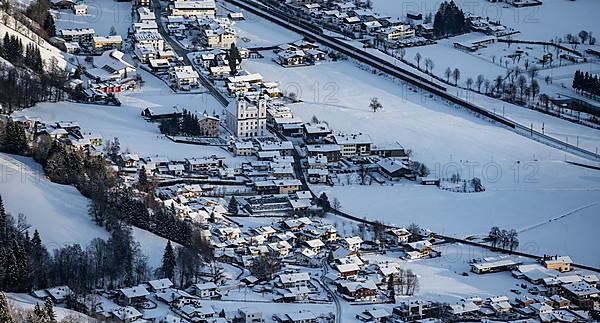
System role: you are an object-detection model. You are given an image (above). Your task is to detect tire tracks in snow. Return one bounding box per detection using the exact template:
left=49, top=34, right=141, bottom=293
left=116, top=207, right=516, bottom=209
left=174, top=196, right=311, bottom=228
left=517, top=202, right=598, bottom=234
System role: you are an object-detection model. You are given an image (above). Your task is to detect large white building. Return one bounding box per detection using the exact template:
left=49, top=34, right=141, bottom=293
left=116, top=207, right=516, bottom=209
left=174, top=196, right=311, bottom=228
left=225, top=95, right=267, bottom=138
left=133, top=31, right=165, bottom=51
left=169, top=0, right=216, bottom=18
left=60, top=28, right=95, bottom=46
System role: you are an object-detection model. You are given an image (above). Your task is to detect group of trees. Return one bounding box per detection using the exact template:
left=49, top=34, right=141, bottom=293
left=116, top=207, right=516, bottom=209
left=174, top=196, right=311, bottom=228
left=0, top=58, right=67, bottom=113
left=0, top=193, right=147, bottom=294
left=487, top=226, right=519, bottom=252
left=387, top=268, right=419, bottom=299
left=1, top=33, right=43, bottom=73
left=563, top=30, right=596, bottom=46
left=0, top=291, right=63, bottom=323
left=0, top=119, right=29, bottom=154
left=572, top=70, right=599, bottom=98
left=159, top=109, right=208, bottom=136
left=432, top=1, right=468, bottom=37
left=227, top=43, right=243, bottom=75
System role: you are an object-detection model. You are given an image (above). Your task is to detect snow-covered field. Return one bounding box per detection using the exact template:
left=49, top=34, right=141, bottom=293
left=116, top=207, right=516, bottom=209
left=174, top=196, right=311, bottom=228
left=54, top=0, right=133, bottom=36
left=241, top=57, right=600, bottom=266
left=219, top=1, right=301, bottom=47
left=372, top=0, right=600, bottom=41
left=0, top=153, right=172, bottom=267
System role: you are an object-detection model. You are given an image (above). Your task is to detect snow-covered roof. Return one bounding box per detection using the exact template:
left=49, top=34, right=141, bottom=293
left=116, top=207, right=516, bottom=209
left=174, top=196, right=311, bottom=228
left=339, top=280, right=377, bottom=292
left=333, top=133, right=372, bottom=145
left=344, top=236, right=363, bottom=245
left=305, top=238, right=325, bottom=248
left=119, top=286, right=150, bottom=299
left=279, top=272, right=310, bottom=284
left=336, top=263, right=360, bottom=273
left=147, top=278, right=173, bottom=290
left=544, top=256, right=573, bottom=265
left=377, top=158, right=408, bottom=174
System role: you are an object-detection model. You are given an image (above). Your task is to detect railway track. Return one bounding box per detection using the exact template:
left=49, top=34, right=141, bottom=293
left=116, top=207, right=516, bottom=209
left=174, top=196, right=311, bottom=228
left=224, top=0, right=600, bottom=161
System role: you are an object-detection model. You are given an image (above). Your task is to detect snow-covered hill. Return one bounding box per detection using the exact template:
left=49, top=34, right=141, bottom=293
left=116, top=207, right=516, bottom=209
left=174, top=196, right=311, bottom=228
left=0, top=10, right=69, bottom=70
left=0, top=153, right=173, bottom=267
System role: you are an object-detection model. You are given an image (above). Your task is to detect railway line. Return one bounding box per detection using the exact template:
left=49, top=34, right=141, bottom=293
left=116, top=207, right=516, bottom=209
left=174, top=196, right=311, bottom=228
left=224, top=0, right=600, bottom=161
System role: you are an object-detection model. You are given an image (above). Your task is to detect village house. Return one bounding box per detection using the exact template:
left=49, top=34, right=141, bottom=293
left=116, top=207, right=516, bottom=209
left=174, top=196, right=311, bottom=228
left=306, top=144, right=341, bottom=162
left=233, top=141, right=254, bottom=156
left=209, top=65, right=231, bottom=78
left=380, top=24, right=415, bottom=41
left=197, top=114, right=220, bottom=137
left=561, top=281, right=600, bottom=310
left=278, top=272, right=311, bottom=289
left=216, top=226, right=241, bottom=241
left=342, top=236, right=363, bottom=252
left=276, top=49, right=306, bottom=66
left=111, top=306, right=143, bottom=323
left=386, top=228, right=411, bottom=245
left=335, top=263, right=360, bottom=279
left=180, top=303, right=216, bottom=321
left=133, top=31, right=165, bottom=51
left=184, top=156, right=224, bottom=173
left=59, top=28, right=95, bottom=47
left=405, top=240, right=433, bottom=260
left=357, top=307, right=392, bottom=322
left=118, top=153, right=140, bottom=170
left=146, top=278, right=173, bottom=293
left=268, top=240, right=293, bottom=257
left=542, top=255, right=573, bottom=273
left=202, top=26, right=237, bottom=49
left=338, top=280, right=378, bottom=302
left=93, top=35, right=123, bottom=52
left=171, top=65, right=199, bottom=89
left=304, top=238, right=325, bottom=254
left=307, top=168, right=329, bottom=184
left=377, top=158, right=410, bottom=180
left=169, top=0, right=216, bottom=18
left=302, top=122, right=332, bottom=143
left=155, top=288, right=198, bottom=308
left=333, top=133, right=372, bottom=157
left=87, top=49, right=136, bottom=82
left=32, top=286, right=72, bottom=304
left=193, top=282, right=219, bottom=299
left=297, top=248, right=319, bottom=267
left=73, top=3, right=87, bottom=15
left=273, top=310, right=318, bottom=323
left=237, top=307, right=265, bottom=323
left=117, top=286, right=150, bottom=307
left=393, top=300, right=436, bottom=321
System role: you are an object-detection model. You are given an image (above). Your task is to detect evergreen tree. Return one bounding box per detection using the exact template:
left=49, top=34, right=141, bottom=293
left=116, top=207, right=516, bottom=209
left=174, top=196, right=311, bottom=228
left=317, top=193, right=330, bottom=211
left=0, top=292, right=14, bottom=323
left=43, top=13, right=56, bottom=38
left=228, top=197, right=238, bottom=216
left=1, top=120, right=28, bottom=154
left=43, top=297, right=56, bottom=322
left=161, top=240, right=176, bottom=281
left=0, top=195, right=6, bottom=242
left=227, top=43, right=241, bottom=75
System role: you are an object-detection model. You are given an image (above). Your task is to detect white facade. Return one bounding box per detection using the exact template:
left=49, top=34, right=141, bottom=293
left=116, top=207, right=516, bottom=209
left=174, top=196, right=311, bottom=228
left=225, top=96, right=267, bottom=138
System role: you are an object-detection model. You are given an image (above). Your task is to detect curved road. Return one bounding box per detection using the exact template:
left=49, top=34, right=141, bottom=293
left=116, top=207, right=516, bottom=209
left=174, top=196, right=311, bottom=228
left=320, top=257, right=341, bottom=323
